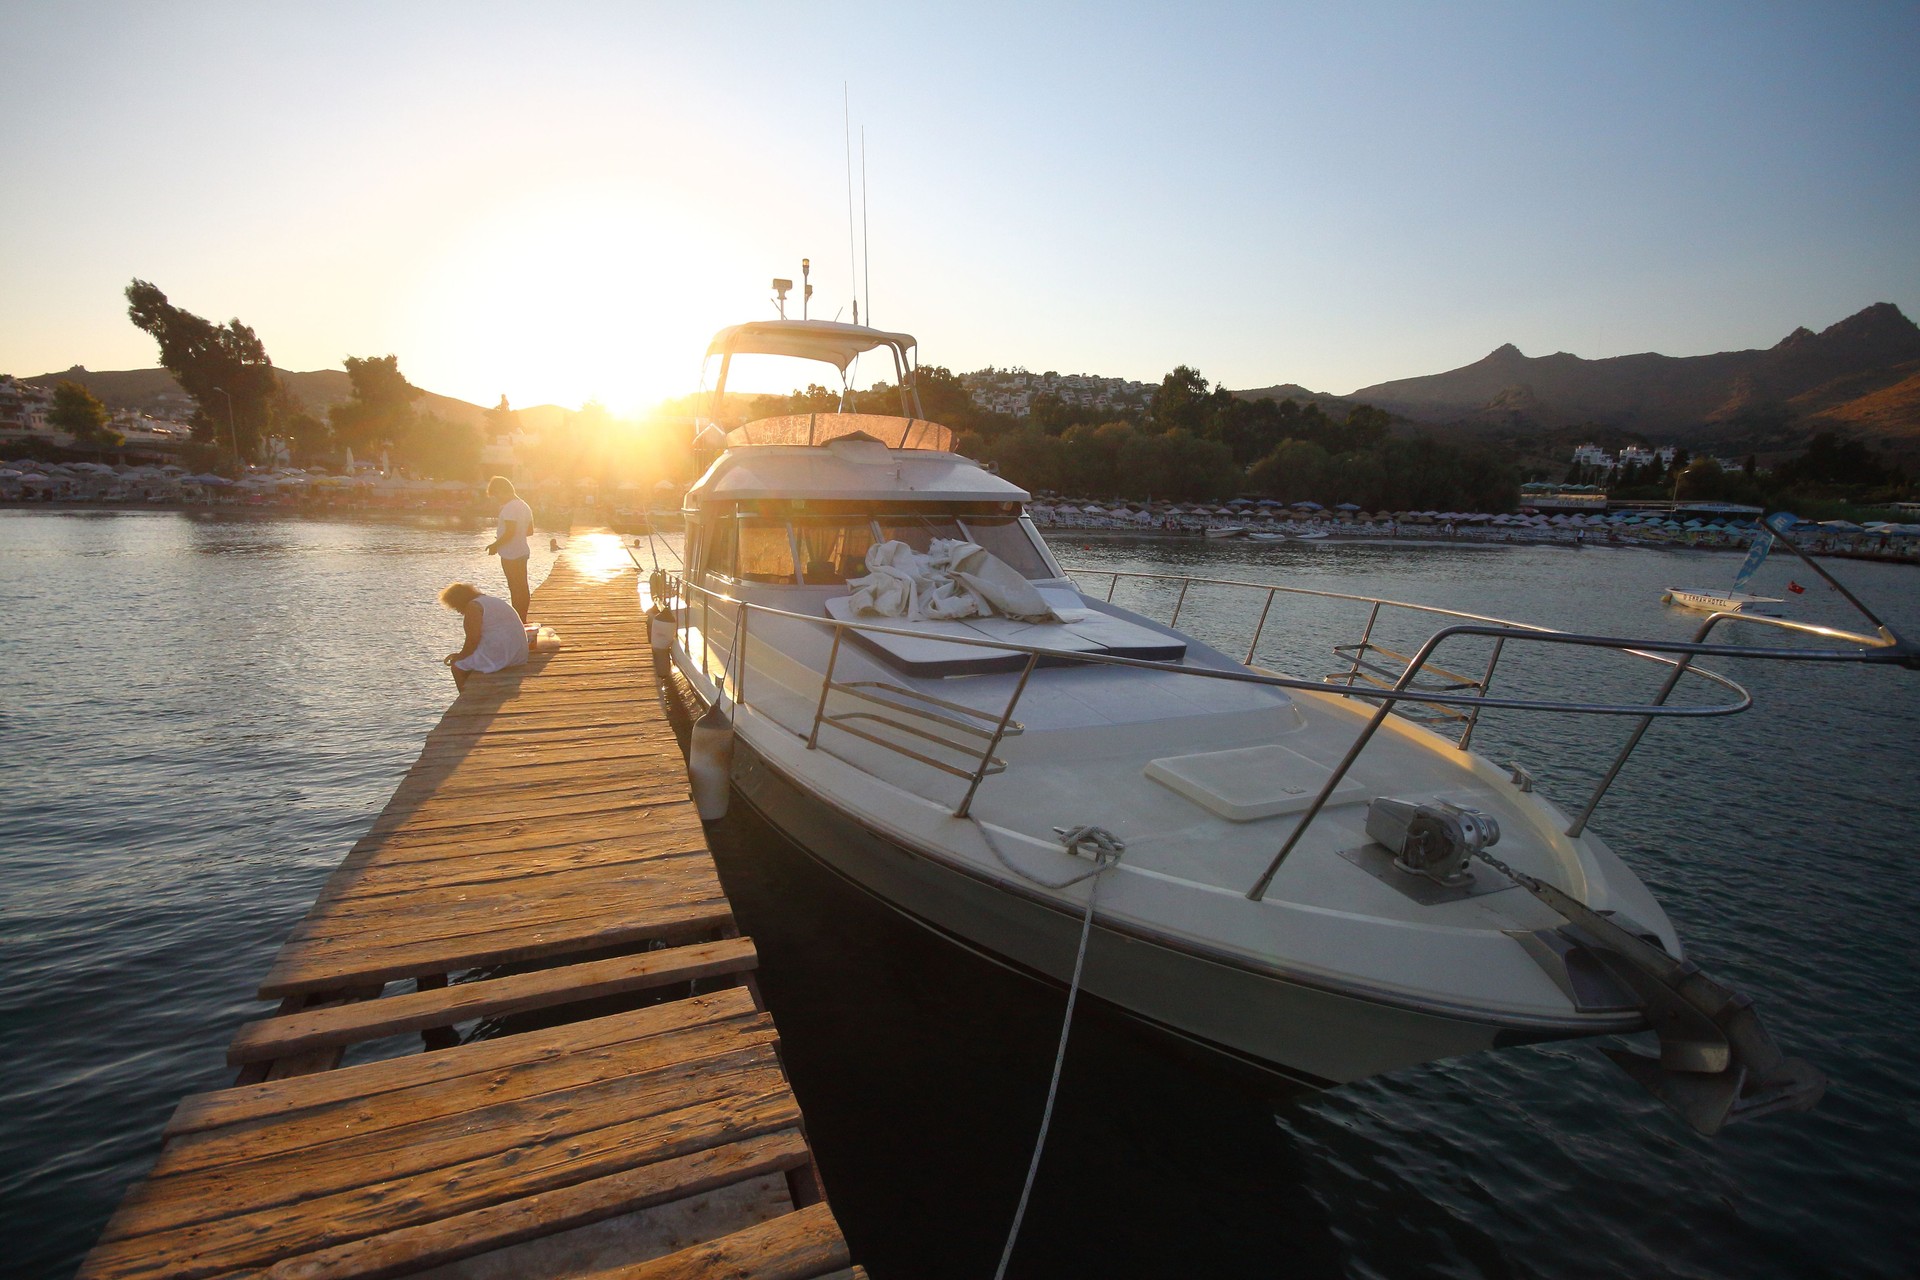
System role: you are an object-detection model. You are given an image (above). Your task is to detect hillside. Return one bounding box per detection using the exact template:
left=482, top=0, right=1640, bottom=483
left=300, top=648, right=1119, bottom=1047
left=20, top=366, right=569, bottom=433
left=1227, top=382, right=1362, bottom=419
left=1346, top=304, right=1920, bottom=457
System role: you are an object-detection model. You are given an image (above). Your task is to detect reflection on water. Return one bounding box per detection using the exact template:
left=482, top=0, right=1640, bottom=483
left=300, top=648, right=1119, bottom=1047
left=4, top=514, right=1916, bottom=1279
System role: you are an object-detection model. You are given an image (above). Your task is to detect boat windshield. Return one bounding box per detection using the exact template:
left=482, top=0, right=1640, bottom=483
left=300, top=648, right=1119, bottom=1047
left=737, top=516, right=797, bottom=584
left=794, top=517, right=878, bottom=584
left=696, top=507, right=1057, bottom=586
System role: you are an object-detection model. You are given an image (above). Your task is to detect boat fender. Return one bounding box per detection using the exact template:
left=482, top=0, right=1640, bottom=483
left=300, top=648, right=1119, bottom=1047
left=648, top=610, right=675, bottom=652
left=687, top=703, right=734, bottom=821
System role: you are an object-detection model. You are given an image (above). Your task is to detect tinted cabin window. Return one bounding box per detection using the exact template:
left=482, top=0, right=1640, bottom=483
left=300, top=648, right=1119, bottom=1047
left=794, top=519, right=877, bottom=583
left=737, top=517, right=797, bottom=583
left=877, top=515, right=965, bottom=554
left=958, top=517, right=1052, bottom=579
left=701, top=519, right=735, bottom=579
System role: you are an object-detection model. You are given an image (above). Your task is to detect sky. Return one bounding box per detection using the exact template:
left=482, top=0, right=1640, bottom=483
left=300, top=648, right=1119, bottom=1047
left=3, top=1, right=1916, bottom=414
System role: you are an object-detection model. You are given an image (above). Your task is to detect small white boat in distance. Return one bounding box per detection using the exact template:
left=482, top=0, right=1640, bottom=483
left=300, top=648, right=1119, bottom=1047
left=1663, top=587, right=1784, bottom=614
left=1204, top=525, right=1249, bottom=539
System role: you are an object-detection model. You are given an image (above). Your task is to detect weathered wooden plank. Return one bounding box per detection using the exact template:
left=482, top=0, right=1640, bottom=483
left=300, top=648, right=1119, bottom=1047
left=170, top=1024, right=782, bottom=1181
left=229, top=937, right=758, bottom=1065
left=595, top=1202, right=850, bottom=1280
left=294, top=849, right=717, bottom=924
left=167, top=990, right=759, bottom=1138
left=404, top=741, right=681, bottom=777
left=318, top=835, right=706, bottom=899
left=111, top=1050, right=788, bottom=1237
left=339, top=809, right=678, bottom=863
left=253, top=1129, right=812, bottom=1280
left=363, top=785, right=687, bottom=836
left=382, top=766, right=686, bottom=811
left=83, top=1079, right=802, bottom=1280
left=261, top=898, right=734, bottom=996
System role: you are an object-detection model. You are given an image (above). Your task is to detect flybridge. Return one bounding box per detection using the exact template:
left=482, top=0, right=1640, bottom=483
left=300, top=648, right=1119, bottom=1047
left=701, top=318, right=927, bottom=424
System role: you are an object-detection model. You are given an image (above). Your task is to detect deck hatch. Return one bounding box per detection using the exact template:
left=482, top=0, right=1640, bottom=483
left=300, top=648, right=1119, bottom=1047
left=1144, top=743, right=1370, bottom=822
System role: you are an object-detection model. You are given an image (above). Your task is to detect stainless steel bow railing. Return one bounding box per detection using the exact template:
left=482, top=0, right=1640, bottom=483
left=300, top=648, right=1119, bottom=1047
left=652, top=565, right=1912, bottom=901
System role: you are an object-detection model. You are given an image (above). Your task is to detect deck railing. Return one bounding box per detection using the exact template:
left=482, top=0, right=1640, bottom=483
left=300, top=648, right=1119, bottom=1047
left=651, top=564, right=1912, bottom=901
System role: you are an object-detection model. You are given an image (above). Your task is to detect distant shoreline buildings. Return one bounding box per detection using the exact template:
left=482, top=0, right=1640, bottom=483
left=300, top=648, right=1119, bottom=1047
left=0, top=375, right=194, bottom=451
left=960, top=367, right=1154, bottom=418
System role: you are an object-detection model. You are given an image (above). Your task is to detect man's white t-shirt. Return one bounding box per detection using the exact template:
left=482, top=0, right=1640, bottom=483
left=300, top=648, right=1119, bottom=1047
left=496, top=496, right=533, bottom=560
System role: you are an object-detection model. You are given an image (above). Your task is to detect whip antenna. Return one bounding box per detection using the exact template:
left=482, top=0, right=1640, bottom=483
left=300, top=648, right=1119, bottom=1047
left=844, top=84, right=859, bottom=326
left=862, top=125, right=871, bottom=326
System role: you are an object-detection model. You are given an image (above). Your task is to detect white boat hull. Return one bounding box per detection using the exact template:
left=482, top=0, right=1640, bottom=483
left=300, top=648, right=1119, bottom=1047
left=718, top=718, right=1621, bottom=1087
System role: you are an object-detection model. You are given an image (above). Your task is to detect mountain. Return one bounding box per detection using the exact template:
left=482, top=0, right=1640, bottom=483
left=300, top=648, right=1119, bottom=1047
left=1346, top=304, right=1920, bottom=457
left=1228, top=382, right=1361, bottom=418
left=19, top=366, right=570, bottom=433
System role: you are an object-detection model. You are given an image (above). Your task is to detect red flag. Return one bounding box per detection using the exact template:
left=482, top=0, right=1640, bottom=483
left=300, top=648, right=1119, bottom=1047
left=1788, top=580, right=1806, bottom=594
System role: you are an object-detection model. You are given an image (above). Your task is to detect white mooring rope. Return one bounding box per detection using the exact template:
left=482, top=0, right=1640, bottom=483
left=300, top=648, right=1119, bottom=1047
left=978, top=823, right=1125, bottom=1280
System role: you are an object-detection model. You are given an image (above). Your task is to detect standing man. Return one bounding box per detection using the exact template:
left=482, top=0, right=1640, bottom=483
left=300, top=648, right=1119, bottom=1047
left=486, top=476, right=533, bottom=621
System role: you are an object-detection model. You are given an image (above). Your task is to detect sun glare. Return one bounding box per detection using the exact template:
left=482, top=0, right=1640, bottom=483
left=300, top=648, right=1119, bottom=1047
left=402, top=191, right=737, bottom=416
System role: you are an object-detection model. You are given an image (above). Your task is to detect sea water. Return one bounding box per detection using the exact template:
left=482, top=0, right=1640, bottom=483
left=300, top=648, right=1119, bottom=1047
left=3, top=510, right=1916, bottom=1279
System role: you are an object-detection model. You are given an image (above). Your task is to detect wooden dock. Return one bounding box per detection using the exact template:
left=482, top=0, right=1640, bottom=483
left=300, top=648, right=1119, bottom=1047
left=79, top=533, right=862, bottom=1280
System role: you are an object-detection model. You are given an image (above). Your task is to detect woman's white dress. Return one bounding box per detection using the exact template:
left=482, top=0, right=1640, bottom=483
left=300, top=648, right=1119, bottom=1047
left=454, top=594, right=530, bottom=673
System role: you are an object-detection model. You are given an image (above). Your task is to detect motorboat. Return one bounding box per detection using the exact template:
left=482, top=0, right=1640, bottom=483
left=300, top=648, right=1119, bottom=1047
left=1663, top=587, right=1783, bottom=614
left=653, top=312, right=1916, bottom=1134
left=1204, top=525, right=1248, bottom=539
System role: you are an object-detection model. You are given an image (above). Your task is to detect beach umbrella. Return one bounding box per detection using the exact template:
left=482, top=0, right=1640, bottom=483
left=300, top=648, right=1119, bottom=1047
left=0, top=468, right=22, bottom=479
left=1292, top=500, right=1323, bottom=510
left=1335, top=502, right=1360, bottom=511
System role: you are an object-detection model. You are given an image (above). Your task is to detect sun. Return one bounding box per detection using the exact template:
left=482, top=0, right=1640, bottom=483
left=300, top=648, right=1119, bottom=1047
left=399, top=189, right=748, bottom=415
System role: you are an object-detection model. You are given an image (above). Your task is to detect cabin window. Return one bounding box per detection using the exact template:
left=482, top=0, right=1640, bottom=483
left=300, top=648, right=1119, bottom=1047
left=737, top=517, right=798, bottom=583
left=877, top=515, right=966, bottom=555
left=700, top=518, right=736, bottom=580
left=793, top=518, right=877, bottom=583
left=957, top=517, right=1054, bottom=579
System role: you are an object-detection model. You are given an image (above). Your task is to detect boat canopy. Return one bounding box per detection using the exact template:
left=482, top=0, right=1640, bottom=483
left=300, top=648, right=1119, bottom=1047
left=705, top=319, right=916, bottom=372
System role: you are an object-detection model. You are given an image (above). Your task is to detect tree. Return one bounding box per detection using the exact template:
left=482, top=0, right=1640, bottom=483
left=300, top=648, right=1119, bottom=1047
left=396, top=413, right=482, bottom=480
left=329, top=355, right=423, bottom=455
left=283, top=411, right=334, bottom=466
left=484, top=395, right=520, bottom=439
left=1248, top=439, right=1331, bottom=502
left=1147, top=366, right=1213, bottom=436
left=125, top=280, right=277, bottom=463
left=48, top=381, right=123, bottom=449
left=1772, top=431, right=1903, bottom=490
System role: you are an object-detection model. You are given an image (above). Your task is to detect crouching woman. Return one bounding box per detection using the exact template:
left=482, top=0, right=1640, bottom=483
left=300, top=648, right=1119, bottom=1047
left=440, top=581, right=529, bottom=692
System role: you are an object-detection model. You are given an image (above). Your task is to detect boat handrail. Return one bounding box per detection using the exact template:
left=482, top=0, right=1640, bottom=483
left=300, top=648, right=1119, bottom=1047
left=660, top=568, right=1912, bottom=900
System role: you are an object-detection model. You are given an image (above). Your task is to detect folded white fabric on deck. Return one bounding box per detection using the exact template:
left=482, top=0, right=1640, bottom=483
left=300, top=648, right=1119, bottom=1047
left=846, top=539, right=1075, bottom=623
